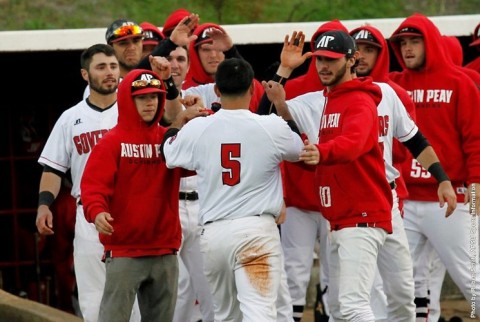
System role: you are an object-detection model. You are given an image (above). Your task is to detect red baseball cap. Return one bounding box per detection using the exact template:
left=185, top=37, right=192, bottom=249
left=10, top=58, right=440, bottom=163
left=140, top=22, right=164, bottom=46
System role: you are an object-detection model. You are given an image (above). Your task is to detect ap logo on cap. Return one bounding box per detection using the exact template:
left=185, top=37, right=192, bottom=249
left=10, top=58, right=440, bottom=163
left=316, top=35, right=335, bottom=49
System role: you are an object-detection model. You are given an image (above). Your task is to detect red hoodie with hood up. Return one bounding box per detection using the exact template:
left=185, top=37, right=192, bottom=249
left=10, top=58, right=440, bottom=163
left=81, top=69, right=183, bottom=257
left=314, top=77, right=393, bottom=232
left=182, top=22, right=264, bottom=112
left=389, top=13, right=480, bottom=202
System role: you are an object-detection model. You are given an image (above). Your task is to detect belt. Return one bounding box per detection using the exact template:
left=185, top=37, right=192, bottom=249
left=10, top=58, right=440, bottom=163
left=389, top=181, right=396, bottom=190
left=179, top=191, right=199, bottom=201
left=332, top=222, right=378, bottom=230
left=204, top=214, right=262, bottom=225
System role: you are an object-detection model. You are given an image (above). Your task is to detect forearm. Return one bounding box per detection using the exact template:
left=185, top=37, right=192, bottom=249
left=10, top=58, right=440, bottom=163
left=38, top=170, right=62, bottom=201
left=417, top=146, right=450, bottom=183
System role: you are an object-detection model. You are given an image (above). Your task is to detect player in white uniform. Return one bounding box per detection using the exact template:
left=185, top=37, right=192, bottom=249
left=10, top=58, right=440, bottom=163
left=35, top=44, right=140, bottom=322
left=261, top=30, right=455, bottom=322
left=163, top=58, right=304, bottom=322
left=165, top=45, right=215, bottom=322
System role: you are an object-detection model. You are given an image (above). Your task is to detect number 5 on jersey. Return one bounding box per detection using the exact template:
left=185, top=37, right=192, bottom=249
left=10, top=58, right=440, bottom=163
left=221, top=143, right=241, bottom=186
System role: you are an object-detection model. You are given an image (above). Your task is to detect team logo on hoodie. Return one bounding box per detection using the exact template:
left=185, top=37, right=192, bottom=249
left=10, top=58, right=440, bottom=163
left=121, top=143, right=162, bottom=164
left=408, top=89, right=453, bottom=105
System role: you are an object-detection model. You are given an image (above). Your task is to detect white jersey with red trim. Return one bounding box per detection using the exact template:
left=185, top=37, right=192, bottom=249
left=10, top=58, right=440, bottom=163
left=183, top=83, right=219, bottom=109
left=38, top=100, right=118, bottom=199
left=375, top=82, right=418, bottom=183
left=164, top=108, right=303, bottom=225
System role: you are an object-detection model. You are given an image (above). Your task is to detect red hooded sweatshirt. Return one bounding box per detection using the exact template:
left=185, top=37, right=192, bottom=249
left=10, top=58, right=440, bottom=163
left=350, top=24, right=417, bottom=207
left=81, top=69, right=183, bottom=258
left=278, top=21, right=348, bottom=212
left=315, top=77, right=393, bottom=232
left=441, top=35, right=480, bottom=88
left=389, top=13, right=480, bottom=202
left=182, top=22, right=264, bottom=112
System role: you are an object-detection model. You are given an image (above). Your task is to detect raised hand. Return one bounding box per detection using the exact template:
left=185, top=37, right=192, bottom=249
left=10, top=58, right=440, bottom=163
left=170, top=14, right=199, bottom=47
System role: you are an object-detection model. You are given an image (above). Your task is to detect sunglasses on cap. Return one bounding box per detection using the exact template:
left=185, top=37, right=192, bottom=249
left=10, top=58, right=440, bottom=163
left=131, top=79, right=162, bottom=89
left=113, top=25, right=143, bottom=39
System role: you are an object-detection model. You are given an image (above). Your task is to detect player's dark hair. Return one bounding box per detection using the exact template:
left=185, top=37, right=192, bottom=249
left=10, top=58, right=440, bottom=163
left=80, top=44, right=116, bottom=70
left=215, top=58, right=254, bottom=96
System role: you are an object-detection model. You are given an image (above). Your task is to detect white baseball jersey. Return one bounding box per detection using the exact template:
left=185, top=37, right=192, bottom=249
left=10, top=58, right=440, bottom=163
left=375, top=82, right=418, bottom=183
left=38, top=100, right=118, bottom=199
left=285, top=83, right=417, bottom=182
left=183, top=83, right=219, bottom=109
left=164, top=108, right=304, bottom=225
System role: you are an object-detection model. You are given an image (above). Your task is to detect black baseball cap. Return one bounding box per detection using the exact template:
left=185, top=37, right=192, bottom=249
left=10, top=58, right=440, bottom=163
left=312, top=30, right=357, bottom=59
left=194, top=26, right=216, bottom=47
left=106, top=19, right=143, bottom=44
left=351, top=29, right=382, bottom=48
left=390, top=27, right=423, bottom=41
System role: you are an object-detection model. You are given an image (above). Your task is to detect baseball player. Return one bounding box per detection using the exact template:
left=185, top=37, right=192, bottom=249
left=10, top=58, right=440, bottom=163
left=262, top=28, right=455, bottom=322
left=35, top=44, right=140, bottom=322
left=262, top=29, right=393, bottom=321
left=389, top=13, right=480, bottom=320
left=163, top=58, right=304, bottom=322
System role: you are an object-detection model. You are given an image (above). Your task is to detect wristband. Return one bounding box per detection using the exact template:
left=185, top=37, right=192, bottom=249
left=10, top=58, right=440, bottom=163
left=163, top=76, right=179, bottom=100
left=427, top=162, right=450, bottom=183
left=38, top=191, right=55, bottom=207
left=272, top=74, right=288, bottom=86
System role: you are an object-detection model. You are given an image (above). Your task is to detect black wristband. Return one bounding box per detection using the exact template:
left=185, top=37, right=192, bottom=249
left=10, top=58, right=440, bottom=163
left=163, top=76, right=179, bottom=100
left=38, top=191, right=55, bottom=207
left=272, top=74, right=288, bottom=86
left=427, top=162, right=450, bottom=183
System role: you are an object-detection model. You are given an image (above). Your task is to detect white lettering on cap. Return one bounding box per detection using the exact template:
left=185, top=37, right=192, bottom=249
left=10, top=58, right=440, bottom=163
left=139, top=74, right=154, bottom=81
left=201, top=27, right=215, bottom=39
left=316, top=35, right=335, bottom=49
left=354, top=29, right=370, bottom=40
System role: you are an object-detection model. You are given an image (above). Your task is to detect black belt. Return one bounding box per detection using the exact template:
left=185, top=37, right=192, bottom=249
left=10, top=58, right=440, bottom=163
left=389, top=181, right=396, bottom=190
left=179, top=191, right=199, bottom=201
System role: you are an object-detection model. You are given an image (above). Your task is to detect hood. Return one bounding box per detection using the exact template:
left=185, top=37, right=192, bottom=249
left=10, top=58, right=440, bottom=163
left=325, top=76, right=382, bottom=107
left=350, top=25, right=389, bottom=82
left=183, top=23, right=225, bottom=88
left=442, top=35, right=463, bottom=66
left=284, top=20, right=348, bottom=98
left=117, top=69, right=166, bottom=130
left=389, top=13, right=448, bottom=72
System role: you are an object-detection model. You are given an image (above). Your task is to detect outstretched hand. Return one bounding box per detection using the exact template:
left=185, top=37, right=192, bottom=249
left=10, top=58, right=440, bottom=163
left=261, top=80, right=286, bottom=107
left=300, top=139, right=320, bottom=165
left=170, top=14, right=199, bottom=47
left=280, top=31, right=313, bottom=71
left=94, top=212, right=114, bottom=235
left=206, top=27, right=233, bottom=52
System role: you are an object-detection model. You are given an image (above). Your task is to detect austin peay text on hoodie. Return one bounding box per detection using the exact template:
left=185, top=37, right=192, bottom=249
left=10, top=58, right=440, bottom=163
left=407, top=88, right=453, bottom=108
left=121, top=142, right=163, bottom=164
